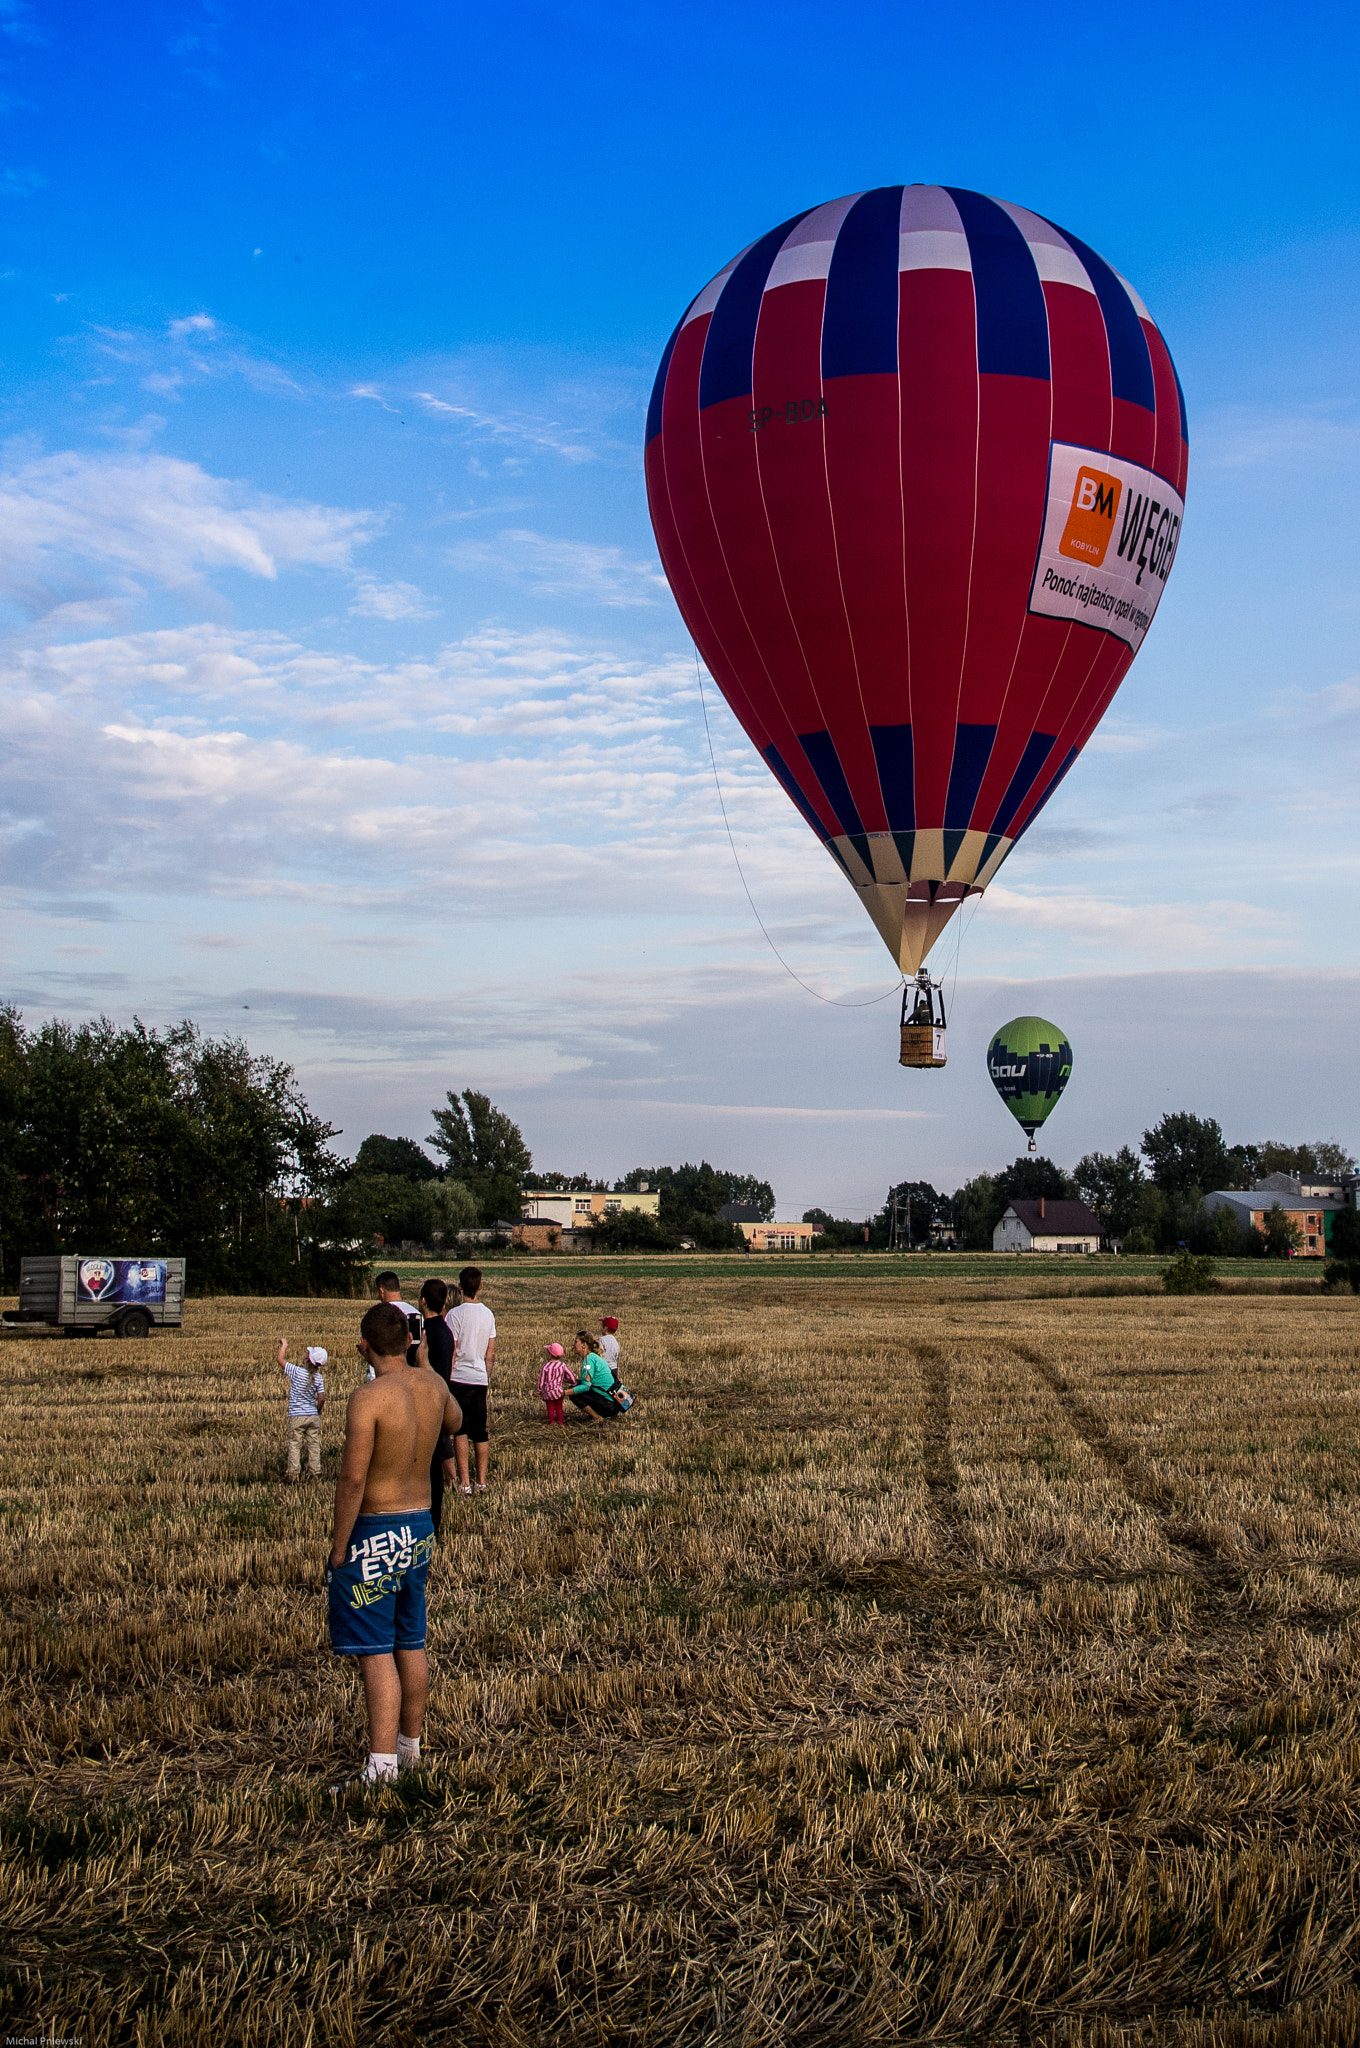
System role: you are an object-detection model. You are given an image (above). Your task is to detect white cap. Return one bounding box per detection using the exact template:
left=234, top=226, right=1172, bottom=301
left=306, top=1346, right=328, bottom=1367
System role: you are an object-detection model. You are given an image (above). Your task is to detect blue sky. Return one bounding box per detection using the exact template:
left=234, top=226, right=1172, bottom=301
left=1, top=0, right=1357, bottom=1213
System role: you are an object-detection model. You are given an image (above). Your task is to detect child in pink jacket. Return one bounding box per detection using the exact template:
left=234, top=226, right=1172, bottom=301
left=538, top=1342, right=572, bottom=1426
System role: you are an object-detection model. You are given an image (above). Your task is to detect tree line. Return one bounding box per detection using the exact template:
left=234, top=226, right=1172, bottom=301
left=351, top=1102, right=777, bottom=1254
left=8, top=1007, right=1347, bottom=1282
left=804, top=1114, right=1358, bottom=1258
left=0, top=1008, right=358, bottom=1292
left=0, top=1011, right=781, bottom=1288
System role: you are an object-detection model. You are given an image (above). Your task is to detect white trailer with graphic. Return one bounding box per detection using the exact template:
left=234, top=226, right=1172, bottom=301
left=3, top=1256, right=186, bottom=1339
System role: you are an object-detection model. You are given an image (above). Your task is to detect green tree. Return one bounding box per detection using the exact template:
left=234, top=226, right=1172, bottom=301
left=803, top=1208, right=869, bottom=1248
left=0, top=1005, right=33, bottom=1286
left=616, top=1162, right=769, bottom=1242
left=0, top=1009, right=361, bottom=1293
left=1330, top=1208, right=1360, bottom=1262
left=1141, top=1112, right=1230, bottom=1197
left=658, top=1163, right=743, bottom=1247
left=1259, top=1139, right=1356, bottom=1180
left=428, top=1089, right=533, bottom=1223
left=1123, top=1183, right=1173, bottom=1254
left=353, top=1133, right=439, bottom=1181
left=336, top=1173, right=476, bottom=1249
left=1205, top=1203, right=1252, bottom=1258
left=876, top=1180, right=944, bottom=1248
left=952, top=1174, right=999, bottom=1250
left=587, top=1208, right=667, bottom=1251
left=1163, top=1251, right=1216, bottom=1294
left=994, top=1156, right=1074, bottom=1207
left=720, top=1173, right=776, bottom=1221
left=1073, top=1146, right=1145, bottom=1240
left=1259, top=1205, right=1302, bottom=1259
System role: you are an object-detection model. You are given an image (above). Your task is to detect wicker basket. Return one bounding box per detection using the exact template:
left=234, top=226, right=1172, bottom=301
left=899, top=1023, right=947, bottom=1069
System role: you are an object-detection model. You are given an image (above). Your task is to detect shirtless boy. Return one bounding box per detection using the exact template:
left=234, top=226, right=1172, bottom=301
left=327, top=1301, right=462, bottom=1787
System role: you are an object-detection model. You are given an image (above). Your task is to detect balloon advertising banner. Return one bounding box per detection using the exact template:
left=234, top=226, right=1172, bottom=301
left=77, top=1259, right=168, bottom=1306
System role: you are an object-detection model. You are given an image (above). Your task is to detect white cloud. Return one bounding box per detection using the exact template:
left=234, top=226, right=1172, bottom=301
left=0, top=620, right=829, bottom=928
left=0, top=449, right=377, bottom=612
left=1197, top=402, right=1360, bottom=469
left=410, top=391, right=595, bottom=464
left=91, top=318, right=305, bottom=399
left=446, top=528, right=667, bottom=607
left=348, top=576, right=440, bottom=621
left=982, top=884, right=1283, bottom=954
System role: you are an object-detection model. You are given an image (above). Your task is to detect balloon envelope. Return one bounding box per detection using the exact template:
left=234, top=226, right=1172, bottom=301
left=987, top=1016, right=1073, bottom=1138
left=646, top=186, right=1188, bottom=972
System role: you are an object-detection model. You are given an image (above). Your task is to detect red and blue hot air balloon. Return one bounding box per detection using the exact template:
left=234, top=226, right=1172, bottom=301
left=645, top=186, right=1187, bottom=1065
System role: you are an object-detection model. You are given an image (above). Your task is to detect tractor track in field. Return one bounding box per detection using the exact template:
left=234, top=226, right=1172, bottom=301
left=915, top=1342, right=965, bottom=1553
left=1009, top=1339, right=1224, bottom=1570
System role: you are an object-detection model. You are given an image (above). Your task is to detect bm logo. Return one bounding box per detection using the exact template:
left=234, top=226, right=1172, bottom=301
left=1059, top=465, right=1122, bottom=566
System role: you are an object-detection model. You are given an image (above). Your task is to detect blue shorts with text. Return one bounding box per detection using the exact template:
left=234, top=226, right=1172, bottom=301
left=327, top=1510, right=435, bottom=1656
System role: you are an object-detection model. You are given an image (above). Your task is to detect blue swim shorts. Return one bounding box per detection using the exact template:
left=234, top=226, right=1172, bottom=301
left=327, top=1510, right=435, bottom=1657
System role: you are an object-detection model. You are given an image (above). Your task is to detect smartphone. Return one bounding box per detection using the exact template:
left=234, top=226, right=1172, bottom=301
left=407, top=1312, right=422, bottom=1341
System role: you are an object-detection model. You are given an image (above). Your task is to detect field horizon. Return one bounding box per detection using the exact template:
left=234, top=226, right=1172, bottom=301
left=4, top=1268, right=1359, bottom=2044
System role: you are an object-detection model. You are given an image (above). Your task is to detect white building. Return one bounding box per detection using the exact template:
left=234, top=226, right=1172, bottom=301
left=521, top=1186, right=661, bottom=1229
left=993, top=1197, right=1101, bottom=1253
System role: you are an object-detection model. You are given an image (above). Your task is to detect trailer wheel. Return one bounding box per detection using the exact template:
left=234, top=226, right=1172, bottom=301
left=116, top=1309, right=152, bottom=1340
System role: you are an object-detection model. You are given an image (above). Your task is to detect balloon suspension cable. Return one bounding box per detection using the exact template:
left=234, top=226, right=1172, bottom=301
left=946, top=887, right=985, bottom=1023
left=694, top=649, right=902, bottom=1009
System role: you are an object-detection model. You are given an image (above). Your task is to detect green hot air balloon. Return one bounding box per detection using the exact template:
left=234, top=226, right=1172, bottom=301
left=987, top=1017, right=1073, bottom=1153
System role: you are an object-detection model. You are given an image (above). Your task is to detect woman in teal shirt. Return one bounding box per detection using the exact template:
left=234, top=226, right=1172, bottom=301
left=568, top=1330, right=619, bottom=1421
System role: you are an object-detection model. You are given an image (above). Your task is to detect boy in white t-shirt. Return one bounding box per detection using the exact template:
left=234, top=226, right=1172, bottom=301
left=279, top=1339, right=327, bottom=1479
left=444, top=1265, right=496, bottom=1494
left=598, top=1314, right=621, bottom=1381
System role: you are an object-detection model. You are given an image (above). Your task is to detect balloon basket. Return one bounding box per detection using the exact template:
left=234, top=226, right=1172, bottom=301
left=900, top=1023, right=947, bottom=1069
left=899, top=975, right=947, bottom=1069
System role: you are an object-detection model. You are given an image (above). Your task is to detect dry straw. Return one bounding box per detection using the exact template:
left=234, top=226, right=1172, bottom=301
left=2, top=1266, right=1359, bottom=2043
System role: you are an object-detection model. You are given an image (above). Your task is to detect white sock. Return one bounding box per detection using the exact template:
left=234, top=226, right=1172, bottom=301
left=396, top=1734, right=420, bottom=1769
left=365, top=1753, right=398, bottom=1782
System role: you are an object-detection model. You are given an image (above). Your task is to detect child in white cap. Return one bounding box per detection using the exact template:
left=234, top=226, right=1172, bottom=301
left=278, top=1338, right=328, bottom=1480
left=537, top=1342, right=572, bottom=1427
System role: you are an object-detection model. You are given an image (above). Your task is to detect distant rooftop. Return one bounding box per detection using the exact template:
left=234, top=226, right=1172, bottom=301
left=1003, top=1198, right=1101, bottom=1236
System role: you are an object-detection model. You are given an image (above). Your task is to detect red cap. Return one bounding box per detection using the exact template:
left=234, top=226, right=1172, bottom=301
left=601, top=1314, right=619, bottom=1331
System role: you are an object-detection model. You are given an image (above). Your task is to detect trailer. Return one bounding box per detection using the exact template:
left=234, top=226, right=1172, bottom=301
left=3, top=1256, right=186, bottom=1339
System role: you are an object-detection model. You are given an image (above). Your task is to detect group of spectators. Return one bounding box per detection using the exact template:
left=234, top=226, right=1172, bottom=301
left=278, top=1271, right=636, bottom=1791
left=278, top=1271, right=630, bottom=1533
left=536, top=1316, right=627, bottom=1423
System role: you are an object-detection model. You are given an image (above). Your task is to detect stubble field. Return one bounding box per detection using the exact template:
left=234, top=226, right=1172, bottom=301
left=3, top=1262, right=1360, bottom=2045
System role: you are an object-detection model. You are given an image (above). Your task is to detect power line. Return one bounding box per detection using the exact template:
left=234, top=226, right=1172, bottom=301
left=694, top=651, right=902, bottom=1010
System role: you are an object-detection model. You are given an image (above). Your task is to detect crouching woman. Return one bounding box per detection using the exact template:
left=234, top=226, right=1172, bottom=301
left=567, top=1330, right=620, bottom=1421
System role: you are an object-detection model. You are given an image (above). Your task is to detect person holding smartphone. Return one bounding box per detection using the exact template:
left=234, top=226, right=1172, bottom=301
left=368, top=1271, right=420, bottom=1378
left=415, top=1277, right=456, bottom=1536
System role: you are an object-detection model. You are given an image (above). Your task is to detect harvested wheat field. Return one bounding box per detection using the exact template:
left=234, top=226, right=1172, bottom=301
left=4, top=1262, right=1360, bottom=2046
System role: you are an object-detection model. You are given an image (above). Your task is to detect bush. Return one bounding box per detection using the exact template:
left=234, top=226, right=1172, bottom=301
left=1163, top=1251, right=1217, bottom=1294
left=1323, top=1259, right=1360, bottom=1294
left=588, top=1208, right=668, bottom=1252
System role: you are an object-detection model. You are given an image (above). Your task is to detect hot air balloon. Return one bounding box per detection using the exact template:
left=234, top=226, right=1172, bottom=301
left=987, top=1016, right=1073, bottom=1151
left=646, top=187, right=1187, bottom=1067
